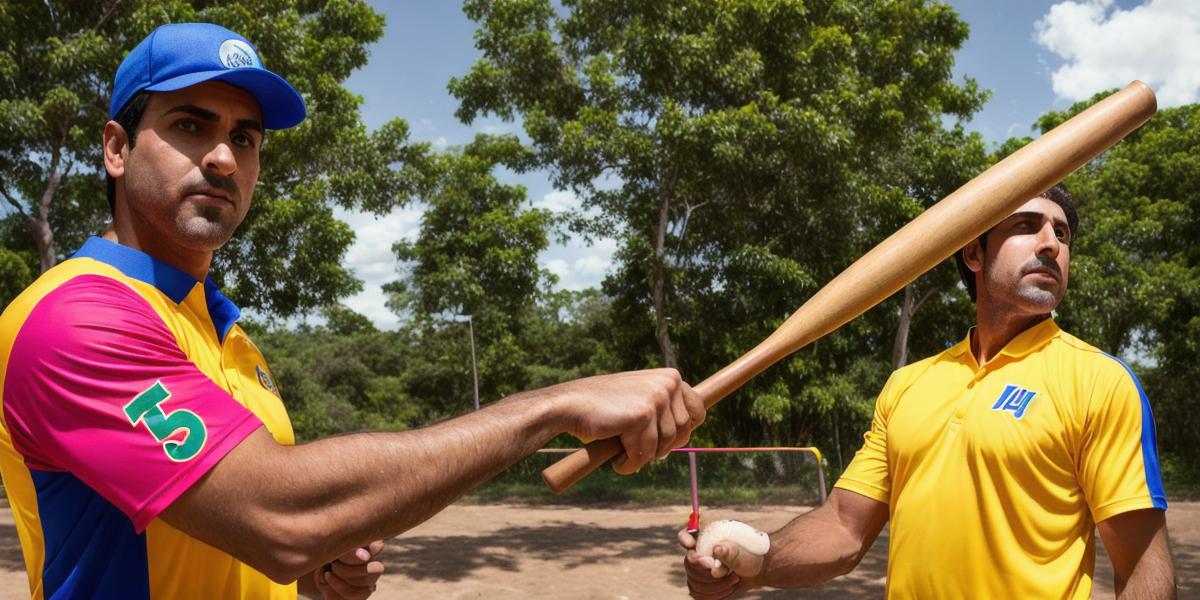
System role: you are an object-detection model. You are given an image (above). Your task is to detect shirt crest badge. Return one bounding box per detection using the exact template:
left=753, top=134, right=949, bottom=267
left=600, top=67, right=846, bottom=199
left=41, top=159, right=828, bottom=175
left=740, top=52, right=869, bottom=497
left=256, top=365, right=280, bottom=397
left=992, top=384, right=1036, bottom=420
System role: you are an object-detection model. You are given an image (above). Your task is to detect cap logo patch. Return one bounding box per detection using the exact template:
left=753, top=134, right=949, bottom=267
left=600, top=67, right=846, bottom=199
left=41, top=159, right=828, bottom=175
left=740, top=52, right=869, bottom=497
left=219, top=39, right=259, bottom=69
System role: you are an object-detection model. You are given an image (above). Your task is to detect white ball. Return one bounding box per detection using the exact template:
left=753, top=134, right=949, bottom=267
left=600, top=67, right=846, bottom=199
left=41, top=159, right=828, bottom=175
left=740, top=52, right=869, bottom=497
left=696, top=519, right=770, bottom=566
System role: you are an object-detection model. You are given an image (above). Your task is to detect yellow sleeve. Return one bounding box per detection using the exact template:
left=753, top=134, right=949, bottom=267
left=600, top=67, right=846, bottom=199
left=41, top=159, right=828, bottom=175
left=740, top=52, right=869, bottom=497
left=1077, top=357, right=1167, bottom=523
left=833, top=371, right=899, bottom=504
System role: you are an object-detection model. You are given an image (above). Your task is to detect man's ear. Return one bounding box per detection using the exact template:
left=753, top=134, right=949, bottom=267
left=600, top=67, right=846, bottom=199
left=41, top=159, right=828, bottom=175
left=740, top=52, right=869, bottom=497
left=962, top=238, right=984, bottom=274
left=103, top=121, right=129, bottom=179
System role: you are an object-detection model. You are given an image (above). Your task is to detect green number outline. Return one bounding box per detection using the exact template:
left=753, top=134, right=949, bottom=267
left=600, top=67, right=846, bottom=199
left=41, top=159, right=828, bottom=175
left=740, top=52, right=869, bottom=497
left=123, top=380, right=208, bottom=462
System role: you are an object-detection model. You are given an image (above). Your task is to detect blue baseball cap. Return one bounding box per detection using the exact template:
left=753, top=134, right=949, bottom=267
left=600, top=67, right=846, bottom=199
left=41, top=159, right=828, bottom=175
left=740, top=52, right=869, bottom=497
left=110, top=23, right=306, bottom=129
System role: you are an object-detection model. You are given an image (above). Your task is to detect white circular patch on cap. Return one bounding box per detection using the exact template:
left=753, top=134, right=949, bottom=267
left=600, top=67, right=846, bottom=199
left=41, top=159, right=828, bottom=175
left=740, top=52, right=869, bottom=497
left=218, top=39, right=259, bottom=69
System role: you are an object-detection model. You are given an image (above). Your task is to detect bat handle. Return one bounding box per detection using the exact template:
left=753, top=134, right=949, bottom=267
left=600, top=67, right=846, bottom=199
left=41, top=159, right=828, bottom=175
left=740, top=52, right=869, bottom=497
left=541, top=437, right=624, bottom=494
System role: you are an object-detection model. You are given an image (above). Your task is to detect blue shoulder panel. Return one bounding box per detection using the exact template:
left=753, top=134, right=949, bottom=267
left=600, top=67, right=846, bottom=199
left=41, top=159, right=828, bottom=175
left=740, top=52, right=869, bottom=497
left=1102, top=353, right=1168, bottom=510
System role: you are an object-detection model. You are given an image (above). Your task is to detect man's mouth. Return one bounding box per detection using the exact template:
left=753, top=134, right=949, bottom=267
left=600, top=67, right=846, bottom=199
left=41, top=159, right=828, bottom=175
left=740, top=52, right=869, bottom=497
left=186, top=188, right=233, bottom=205
left=1024, top=266, right=1060, bottom=281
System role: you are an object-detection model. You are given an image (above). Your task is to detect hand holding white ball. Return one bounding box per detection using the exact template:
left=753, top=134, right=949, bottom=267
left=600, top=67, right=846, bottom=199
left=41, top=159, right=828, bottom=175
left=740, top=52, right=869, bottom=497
left=696, top=519, right=770, bottom=569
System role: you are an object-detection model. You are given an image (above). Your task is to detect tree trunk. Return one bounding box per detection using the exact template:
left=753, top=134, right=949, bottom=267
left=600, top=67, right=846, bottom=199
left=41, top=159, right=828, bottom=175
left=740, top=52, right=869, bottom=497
left=892, top=284, right=915, bottom=369
left=32, top=150, right=63, bottom=273
left=892, top=282, right=943, bottom=369
left=651, top=189, right=678, bottom=369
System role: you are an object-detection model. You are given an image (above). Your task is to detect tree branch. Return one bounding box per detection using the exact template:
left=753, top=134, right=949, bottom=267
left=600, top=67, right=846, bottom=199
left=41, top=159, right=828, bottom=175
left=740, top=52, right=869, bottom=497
left=911, top=283, right=943, bottom=315
left=93, top=0, right=123, bottom=32
left=0, top=183, right=28, bottom=217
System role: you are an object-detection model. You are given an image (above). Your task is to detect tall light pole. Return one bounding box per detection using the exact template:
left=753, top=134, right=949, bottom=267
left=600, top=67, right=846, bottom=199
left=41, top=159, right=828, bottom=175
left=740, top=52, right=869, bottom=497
left=450, top=314, right=480, bottom=411
left=465, top=314, right=479, bottom=412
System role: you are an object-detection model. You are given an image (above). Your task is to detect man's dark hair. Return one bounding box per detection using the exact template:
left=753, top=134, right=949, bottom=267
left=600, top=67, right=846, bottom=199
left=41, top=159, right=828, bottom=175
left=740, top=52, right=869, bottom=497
left=105, top=92, right=151, bottom=215
left=954, top=183, right=1078, bottom=302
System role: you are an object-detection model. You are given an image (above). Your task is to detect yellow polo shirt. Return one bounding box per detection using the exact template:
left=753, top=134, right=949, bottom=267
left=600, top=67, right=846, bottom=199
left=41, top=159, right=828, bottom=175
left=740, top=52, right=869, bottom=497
left=836, top=319, right=1166, bottom=599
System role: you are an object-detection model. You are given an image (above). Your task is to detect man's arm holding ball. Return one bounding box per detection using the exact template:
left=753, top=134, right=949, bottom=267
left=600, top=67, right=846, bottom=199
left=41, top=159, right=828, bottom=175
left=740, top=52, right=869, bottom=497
left=680, top=488, right=888, bottom=598
left=162, top=369, right=703, bottom=584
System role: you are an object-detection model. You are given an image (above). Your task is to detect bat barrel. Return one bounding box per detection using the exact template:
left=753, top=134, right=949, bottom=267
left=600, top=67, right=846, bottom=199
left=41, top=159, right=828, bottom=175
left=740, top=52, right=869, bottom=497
left=542, top=81, right=1157, bottom=494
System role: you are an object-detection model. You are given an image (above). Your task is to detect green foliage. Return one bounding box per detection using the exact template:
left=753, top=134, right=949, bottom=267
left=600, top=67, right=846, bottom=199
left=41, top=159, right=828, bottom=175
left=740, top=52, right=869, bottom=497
left=252, top=314, right=422, bottom=441
left=0, top=0, right=435, bottom=318
left=450, top=0, right=988, bottom=458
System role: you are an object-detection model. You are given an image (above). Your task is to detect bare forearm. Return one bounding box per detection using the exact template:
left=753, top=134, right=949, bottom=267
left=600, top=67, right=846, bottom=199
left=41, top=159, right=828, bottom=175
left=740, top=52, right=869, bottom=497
left=1115, top=528, right=1177, bottom=600
left=754, top=504, right=873, bottom=588
left=167, top=389, right=564, bottom=580
left=289, top=392, right=561, bottom=546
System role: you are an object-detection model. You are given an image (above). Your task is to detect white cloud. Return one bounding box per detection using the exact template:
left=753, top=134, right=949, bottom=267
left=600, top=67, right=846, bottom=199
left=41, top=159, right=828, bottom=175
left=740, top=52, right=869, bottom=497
left=573, top=255, right=610, bottom=276
left=1035, top=0, right=1200, bottom=106
left=544, top=258, right=571, bottom=280
left=540, top=237, right=617, bottom=291
left=533, top=190, right=580, bottom=213
left=431, top=136, right=449, bottom=151
left=333, top=205, right=424, bottom=329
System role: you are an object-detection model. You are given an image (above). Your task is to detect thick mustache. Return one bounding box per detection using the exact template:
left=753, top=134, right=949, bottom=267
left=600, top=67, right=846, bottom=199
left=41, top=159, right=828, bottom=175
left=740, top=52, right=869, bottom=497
left=185, top=171, right=239, bottom=200
left=1023, top=256, right=1061, bottom=278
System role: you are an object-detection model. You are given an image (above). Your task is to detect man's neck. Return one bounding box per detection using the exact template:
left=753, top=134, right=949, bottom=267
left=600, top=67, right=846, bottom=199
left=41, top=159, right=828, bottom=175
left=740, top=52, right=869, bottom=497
left=970, top=307, right=1050, bottom=366
left=102, top=222, right=212, bottom=282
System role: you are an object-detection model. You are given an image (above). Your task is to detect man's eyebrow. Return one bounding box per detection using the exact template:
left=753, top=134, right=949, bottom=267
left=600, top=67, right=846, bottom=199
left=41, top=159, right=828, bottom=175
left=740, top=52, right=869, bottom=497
left=236, top=119, right=264, bottom=134
left=163, top=105, right=264, bottom=134
left=1007, top=210, right=1069, bottom=229
left=164, top=104, right=219, bottom=121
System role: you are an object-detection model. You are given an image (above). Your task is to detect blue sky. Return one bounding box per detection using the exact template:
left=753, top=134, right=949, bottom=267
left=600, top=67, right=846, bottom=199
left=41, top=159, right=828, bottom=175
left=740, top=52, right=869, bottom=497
left=337, top=0, right=1199, bottom=328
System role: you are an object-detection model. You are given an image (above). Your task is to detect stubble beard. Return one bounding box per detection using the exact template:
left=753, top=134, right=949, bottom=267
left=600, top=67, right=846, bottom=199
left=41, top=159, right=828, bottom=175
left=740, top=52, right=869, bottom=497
left=175, top=204, right=238, bottom=249
left=985, top=262, right=1064, bottom=315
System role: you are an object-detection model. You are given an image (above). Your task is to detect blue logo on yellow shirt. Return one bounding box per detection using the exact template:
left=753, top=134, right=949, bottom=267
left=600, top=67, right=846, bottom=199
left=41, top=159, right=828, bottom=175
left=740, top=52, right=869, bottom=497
left=992, top=384, right=1036, bottom=420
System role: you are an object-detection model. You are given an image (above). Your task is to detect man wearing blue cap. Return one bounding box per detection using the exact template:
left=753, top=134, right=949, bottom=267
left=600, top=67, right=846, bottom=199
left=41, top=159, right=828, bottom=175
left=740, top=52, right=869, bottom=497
left=0, top=23, right=706, bottom=599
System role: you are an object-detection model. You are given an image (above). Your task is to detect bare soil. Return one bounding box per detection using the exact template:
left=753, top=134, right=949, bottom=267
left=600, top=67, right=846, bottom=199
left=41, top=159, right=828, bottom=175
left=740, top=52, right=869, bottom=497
left=1, top=502, right=1195, bottom=598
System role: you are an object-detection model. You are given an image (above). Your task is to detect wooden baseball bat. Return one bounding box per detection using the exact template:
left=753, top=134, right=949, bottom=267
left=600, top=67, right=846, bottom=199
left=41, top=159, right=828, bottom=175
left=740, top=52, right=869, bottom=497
left=542, top=81, right=1157, bottom=494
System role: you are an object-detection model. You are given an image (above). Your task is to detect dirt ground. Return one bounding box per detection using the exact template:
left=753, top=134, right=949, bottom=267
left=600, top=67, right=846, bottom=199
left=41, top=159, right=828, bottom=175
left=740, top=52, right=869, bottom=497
left=1, top=502, right=1195, bottom=599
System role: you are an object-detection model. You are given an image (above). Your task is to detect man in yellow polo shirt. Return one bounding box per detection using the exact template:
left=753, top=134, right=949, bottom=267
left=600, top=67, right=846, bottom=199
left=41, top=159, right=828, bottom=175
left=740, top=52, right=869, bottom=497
left=680, top=184, right=1176, bottom=598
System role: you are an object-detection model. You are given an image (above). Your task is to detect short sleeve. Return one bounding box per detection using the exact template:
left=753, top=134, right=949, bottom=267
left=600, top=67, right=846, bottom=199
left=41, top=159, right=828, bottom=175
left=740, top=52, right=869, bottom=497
left=834, top=371, right=898, bottom=504
left=1077, top=357, right=1167, bottom=523
left=2, top=275, right=264, bottom=531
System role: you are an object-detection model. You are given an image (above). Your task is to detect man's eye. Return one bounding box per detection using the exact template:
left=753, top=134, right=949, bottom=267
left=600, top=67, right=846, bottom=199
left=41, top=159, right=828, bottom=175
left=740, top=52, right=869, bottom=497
left=232, top=132, right=254, bottom=148
left=177, top=120, right=199, bottom=133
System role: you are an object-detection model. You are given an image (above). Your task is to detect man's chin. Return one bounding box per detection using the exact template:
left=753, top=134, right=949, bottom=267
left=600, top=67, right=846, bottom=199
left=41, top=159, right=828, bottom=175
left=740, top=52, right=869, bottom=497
left=174, top=217, right=238, bottom=251
left=1014, top=287, right=1062, bottom=313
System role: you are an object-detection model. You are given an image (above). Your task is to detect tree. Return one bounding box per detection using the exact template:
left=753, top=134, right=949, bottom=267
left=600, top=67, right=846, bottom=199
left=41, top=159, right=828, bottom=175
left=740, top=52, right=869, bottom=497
left=386, top=134, right=557, bottom=411
left=0, top=0, right=435, bottom=317
left=450, top=0, right=986, bottom=451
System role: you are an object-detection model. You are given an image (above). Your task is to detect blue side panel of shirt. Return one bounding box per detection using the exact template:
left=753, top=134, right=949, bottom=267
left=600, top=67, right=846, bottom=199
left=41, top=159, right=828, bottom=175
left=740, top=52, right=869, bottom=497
left=1101, top=353, right=1168, bottom=510
left=31, top=470, right=150, bottom=600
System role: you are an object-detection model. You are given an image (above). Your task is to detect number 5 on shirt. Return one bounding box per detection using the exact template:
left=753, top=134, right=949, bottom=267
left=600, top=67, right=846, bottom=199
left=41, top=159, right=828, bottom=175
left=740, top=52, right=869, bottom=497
left=124, top=381, right=208, bottom=462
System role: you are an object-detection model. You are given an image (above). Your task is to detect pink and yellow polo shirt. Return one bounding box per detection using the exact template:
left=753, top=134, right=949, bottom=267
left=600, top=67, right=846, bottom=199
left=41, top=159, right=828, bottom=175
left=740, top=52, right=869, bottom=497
left=0, top=237, right=296, bottom=599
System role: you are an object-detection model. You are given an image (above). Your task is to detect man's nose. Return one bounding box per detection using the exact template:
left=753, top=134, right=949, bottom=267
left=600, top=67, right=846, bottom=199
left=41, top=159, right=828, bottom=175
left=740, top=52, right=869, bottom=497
left=1035, top=222, right=1060, bottom=258
left=203, top=142, right=237, bottom=176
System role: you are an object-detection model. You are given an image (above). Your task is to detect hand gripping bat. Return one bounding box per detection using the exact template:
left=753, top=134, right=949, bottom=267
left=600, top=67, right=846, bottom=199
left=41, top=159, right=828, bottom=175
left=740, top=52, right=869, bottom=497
left=542, top=81, right=1157, bottom=494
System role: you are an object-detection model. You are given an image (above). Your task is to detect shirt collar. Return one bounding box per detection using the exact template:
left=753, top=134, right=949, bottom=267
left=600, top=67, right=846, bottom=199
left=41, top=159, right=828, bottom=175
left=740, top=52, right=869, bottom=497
left=74, top=236, right=197, bottom=302
left=72, top=237, right=241, bottom=341
left=947, top=318, right=1061, bottom=363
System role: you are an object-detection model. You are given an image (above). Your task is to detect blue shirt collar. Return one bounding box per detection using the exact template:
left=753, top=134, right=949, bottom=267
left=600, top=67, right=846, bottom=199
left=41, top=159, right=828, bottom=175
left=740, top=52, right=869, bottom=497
left=73, top=237, right=241, bottom=342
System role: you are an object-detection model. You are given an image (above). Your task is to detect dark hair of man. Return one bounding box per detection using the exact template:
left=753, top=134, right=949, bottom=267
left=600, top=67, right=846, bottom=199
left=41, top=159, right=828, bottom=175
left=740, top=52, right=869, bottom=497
left=105, top=92, right=151, bottom=215
left=953, top=183, right=1079, bottom=302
